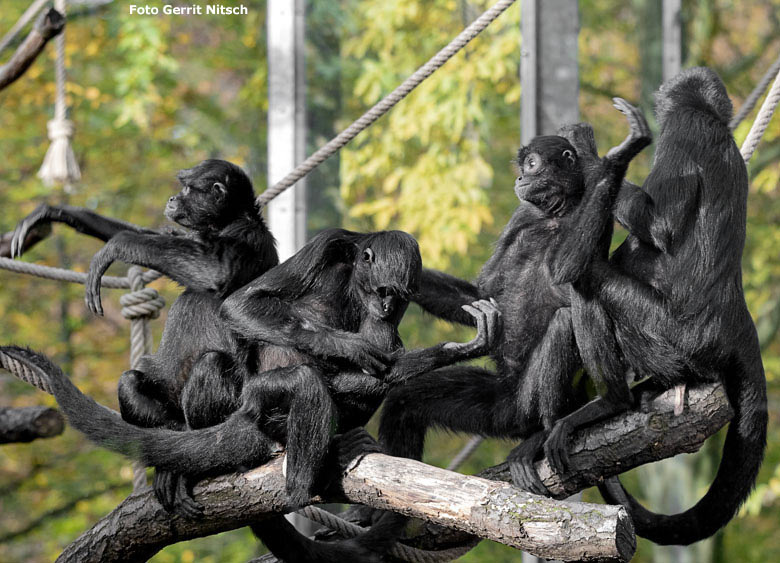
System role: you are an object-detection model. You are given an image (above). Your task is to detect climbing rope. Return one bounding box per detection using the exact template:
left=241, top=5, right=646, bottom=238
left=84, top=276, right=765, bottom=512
left=256, top=0, right=517, bottom=206
left=299, top=505, right=477, bottom=563
left=740, top=59, right=780, bottom=162
left=731, top=51, right=780, bottom=131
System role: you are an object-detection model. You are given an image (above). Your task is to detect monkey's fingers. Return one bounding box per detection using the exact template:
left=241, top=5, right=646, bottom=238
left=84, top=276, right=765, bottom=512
left=606, top=97, right=651, bottom=161
left=84, top=277, right=104, bottom=316
left=174, top=478, right=204, bottom=519
left=462, top=304, right=488, bottom=353
left=543, top=421, right=572, bottom=476
left=472, top=299, right=502, bottom=347
left=153, top=470, right=177, bottom=513
left=10, top=208, right=44, bottom=258
left=507, top=435, right=549, bottom=496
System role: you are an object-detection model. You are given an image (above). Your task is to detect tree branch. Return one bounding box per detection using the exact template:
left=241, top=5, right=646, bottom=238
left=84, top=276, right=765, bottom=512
left=57, top=383, right=731, bottom=563
left=0, top=8, right=65, bottom=93
left=0, top=406, right=64, bottom=444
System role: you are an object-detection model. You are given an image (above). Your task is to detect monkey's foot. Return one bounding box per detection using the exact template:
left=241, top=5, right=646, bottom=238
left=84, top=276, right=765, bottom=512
left=507, top=433, right=550, bottom=496
left=606, top=97, right=652, bottom=162
left=153, top=470, right=204, bottom=519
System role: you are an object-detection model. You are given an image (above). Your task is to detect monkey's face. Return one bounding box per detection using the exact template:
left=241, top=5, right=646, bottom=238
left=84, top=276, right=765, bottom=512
left=352, top=232, right=422, bottom=323
left=167, top=160, right=257, bottom=231
left=514, top=136, right=584, bottom=217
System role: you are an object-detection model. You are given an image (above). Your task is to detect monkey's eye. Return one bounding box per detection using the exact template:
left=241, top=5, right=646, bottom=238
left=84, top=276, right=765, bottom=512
left=363, top=248, right=375, bottom=263
left=523, top=153, right=542, bottom=175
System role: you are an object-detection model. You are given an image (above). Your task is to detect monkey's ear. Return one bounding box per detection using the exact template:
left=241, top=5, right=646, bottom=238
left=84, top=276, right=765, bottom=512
left=561, top=149, right=576, bottom=168
left=213, top=182, right=227, bottom=197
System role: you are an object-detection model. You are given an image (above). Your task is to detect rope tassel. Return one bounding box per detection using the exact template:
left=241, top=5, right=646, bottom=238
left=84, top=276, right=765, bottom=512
left=38, top=118, right=81, bottom=186
left=38, top=0, right=80, bottom=189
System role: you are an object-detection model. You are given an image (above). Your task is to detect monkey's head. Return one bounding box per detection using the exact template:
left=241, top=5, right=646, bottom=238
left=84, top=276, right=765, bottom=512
left=166, top=159, right=257, bottom=231
left=514, top=136, right=584, bottom=217
left=352, top=231, right=422, bottom=323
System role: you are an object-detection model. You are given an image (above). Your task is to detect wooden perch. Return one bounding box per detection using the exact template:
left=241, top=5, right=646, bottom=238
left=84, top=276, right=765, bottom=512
left=58, top=454, right=633, bottom=563
left=0, top=224, right=52, bottom=258
left=57, top=382, right=731, bottom=562
left=0, top=406, right=64, bottom=444
left=479, top=383, right=734, bottom=498
left=0, top=8, right=65, bottom=93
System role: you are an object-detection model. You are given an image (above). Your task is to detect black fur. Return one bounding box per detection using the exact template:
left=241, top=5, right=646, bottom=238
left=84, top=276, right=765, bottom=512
left=549, top=67, right=767, bottom=545
left=7, top=229, right=495, bottom=561
left=378, top=100, right=651, bottom=495
left=10, top=159, right=279, bottom=514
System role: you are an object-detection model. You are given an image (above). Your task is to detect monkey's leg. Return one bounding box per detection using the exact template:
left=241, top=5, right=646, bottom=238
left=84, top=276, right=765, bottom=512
left=508, top=308, right=584, bottom=494
left=379, top=365, right=518, bottom=462
left=329, top=371, right=387, bottom=430
left=117, top=367, right=184, bottom=430
left=157, top=351, right=246, bottom=518
left=182, top=350, right=243, bottom=429
left=242, top=365, right=336, bottom=509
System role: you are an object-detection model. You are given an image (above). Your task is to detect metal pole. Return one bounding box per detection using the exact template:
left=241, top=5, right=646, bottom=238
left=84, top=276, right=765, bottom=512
left=521, top=0, right=579, bottom=144
left=267, top=0, right=307, bottom=262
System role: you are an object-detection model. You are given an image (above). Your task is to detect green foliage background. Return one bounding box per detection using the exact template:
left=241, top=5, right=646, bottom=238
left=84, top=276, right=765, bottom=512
left=1, top=1, right=779, bottom=561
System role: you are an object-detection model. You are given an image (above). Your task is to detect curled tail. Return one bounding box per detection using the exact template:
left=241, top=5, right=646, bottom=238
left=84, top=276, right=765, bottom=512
left=251, top=511, right=405, bottom=563
left=600, top=355, right=767, bottom=545
left=0, top=346, right=273, bottom=476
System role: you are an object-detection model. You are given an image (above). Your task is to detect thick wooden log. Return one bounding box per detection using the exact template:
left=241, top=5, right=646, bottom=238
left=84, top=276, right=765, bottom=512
left=0, top=9, right=65, bottom=93
left=58, top=453, right=633, bottom=563
left=480, top=383, right=734, bottom=498
left=0, top=406, right=64, bottom=444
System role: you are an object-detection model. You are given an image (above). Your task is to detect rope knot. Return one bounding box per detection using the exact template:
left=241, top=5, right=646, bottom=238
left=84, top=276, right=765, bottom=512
left=120, top=287, right=165, bottom=320
left=46, top=118, right=75, bottom=141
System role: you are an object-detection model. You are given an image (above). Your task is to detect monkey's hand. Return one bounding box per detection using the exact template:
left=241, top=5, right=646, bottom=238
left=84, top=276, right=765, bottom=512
left=85, top=242, right=116, bottom=316
left=543, top=419, right=573, bottom=476
left=442, top=298, right=502, bottom=358
left=507, top=432, right=550, bottom=496
left=10, top=203, right=57, bottom=258
left=317, top=333, right=392, bottom=376
left=605, top=97, right=652, bottom=164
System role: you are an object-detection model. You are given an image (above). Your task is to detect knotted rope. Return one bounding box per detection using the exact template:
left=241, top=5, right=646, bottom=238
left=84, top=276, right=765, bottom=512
left=38, top=0, right=81, bottom=189
left=256, top=0, right=517, bottom=207
left=121, top=266, right=165, bottom=491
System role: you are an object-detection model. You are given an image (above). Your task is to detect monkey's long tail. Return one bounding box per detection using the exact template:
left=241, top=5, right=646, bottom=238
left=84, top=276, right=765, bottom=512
left=0, top=345, right=274, bottom=475
left=251, top=512, right=406, bottom=563
left=598, top=352, right=767, bottom=545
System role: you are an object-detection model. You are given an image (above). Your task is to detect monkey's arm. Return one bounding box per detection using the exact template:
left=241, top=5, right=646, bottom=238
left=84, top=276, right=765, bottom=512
left=413, top=268, right=480, bottom=327
left=84, top=231, right=239, bottom=315
left=386, top=299, right=501, bottom=384
left=10, top=204, right=155, bottom=258
left=551, top=99, right=651, bottom=285
left=221, top=289, right=391, bottom=375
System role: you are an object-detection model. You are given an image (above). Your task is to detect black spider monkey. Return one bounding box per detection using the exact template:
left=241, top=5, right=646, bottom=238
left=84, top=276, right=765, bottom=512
left=377, top=99, right=651, bottom=495
left=10, top=159, right=279, bottom=515
left=2, top=228, right=498, bottom=562
left=543, top=67, right=767, bottom=546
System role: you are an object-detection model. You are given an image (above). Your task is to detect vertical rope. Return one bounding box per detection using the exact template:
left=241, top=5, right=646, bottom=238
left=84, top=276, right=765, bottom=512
left=121, top=266, right=165, bottom=491
left=38, top=0, right=81, bottom=189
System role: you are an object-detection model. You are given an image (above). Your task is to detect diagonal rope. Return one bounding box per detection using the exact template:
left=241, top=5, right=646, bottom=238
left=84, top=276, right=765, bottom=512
left=730, top=51, right=780, bottom=131
left=740, top=60, right=780, bottom=162
left=256, top=0, right=517, bottom=207
left=0, top=0, right=50, bottom=53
